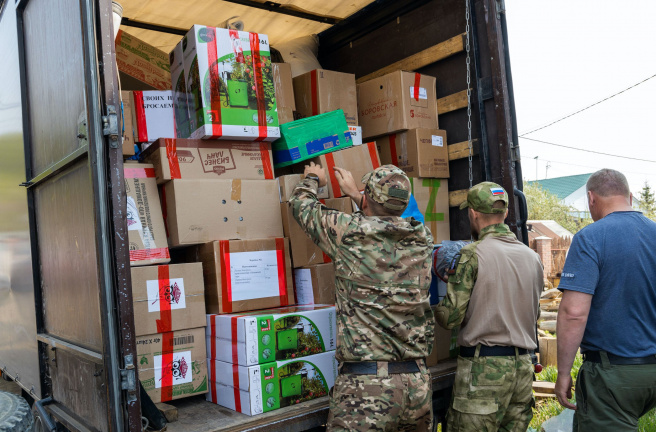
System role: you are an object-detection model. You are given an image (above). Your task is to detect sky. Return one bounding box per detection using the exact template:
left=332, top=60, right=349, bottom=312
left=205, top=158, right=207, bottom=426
left=505, top=0, right=656, bottom=196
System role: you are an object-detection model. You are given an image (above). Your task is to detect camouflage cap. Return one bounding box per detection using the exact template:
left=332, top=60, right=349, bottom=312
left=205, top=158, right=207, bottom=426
left=361, top=164, right=411, bottom=211
left=459, top=181, right=508, bottom=214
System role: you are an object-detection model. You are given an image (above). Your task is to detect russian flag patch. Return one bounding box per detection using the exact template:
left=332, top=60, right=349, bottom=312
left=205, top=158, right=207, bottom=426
left=490, top=188, right=505, bottom=196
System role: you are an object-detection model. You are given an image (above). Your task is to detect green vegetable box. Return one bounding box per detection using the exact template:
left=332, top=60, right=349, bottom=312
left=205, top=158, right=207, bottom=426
left=174, top=24, right=280, bottom=140
left=206, top=351, right=337, bottom=415
left=206, top=305, right=336, bottom=366
left=272, top=109, right=352, bottom=168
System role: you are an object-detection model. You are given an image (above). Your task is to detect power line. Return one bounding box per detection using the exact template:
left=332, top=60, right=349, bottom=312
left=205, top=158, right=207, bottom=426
left=520, top=136, right=656, bottom=163
left=520, top=155, right=656, bottom=177
left=520, top=72, right=656, bottom=136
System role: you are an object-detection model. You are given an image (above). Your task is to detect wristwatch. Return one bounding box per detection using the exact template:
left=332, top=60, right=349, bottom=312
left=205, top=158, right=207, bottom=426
left=305, top=173, right=320, bottom=183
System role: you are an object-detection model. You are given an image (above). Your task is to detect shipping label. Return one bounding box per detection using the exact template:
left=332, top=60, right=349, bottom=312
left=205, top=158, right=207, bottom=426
left=293, top=269, right=314, bottom=305
left=229, top=250, right=280, bottom=301
left=432, top=135, right=444, bottom=147
left=409, top=87, right=428, bottom=100
left=154, top=350, right=193, bottom=389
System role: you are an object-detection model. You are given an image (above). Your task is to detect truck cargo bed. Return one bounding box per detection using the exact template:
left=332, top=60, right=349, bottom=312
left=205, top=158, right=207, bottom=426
left=167, top=361, right=457, bottom=432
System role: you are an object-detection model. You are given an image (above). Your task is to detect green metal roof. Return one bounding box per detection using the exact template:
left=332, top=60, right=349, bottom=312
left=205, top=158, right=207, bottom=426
left=527, top=173, right=592, bottom=200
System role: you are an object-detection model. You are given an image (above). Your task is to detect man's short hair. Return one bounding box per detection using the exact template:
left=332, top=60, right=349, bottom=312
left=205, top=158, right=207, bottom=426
left=586, top=169, right=630, bottom=198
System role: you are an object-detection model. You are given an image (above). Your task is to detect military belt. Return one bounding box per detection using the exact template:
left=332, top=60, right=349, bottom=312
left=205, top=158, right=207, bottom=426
left=341, top=360, right=420, bottom=375
left=583, top=350, right=656, bottom=365
left=460, top=345, right=530, bottom=357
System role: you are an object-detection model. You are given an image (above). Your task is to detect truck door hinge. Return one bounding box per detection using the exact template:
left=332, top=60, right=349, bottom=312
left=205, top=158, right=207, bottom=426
left=510, top=141, right=520, bottom=162
left=102, top=105, right=119, bottom=149
left=496, top=0, right=506, bottom=19
left=120, top=354, right=137, bottom=402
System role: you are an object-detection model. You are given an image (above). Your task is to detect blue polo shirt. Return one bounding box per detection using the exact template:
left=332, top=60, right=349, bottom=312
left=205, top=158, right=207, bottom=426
left=558, top=211, right=656, bottom=357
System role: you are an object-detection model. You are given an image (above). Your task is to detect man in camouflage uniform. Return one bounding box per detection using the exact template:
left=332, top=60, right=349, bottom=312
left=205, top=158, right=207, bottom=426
left=290, top=162, right=435, bottom=431
left=435, top=182, right=543, bottom=432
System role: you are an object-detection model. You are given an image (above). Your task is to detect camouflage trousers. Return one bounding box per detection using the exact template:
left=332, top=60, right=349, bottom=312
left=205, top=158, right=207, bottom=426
left=326, top=361, right=432, bottom=432
left=447, top=353, right=534, bottom=432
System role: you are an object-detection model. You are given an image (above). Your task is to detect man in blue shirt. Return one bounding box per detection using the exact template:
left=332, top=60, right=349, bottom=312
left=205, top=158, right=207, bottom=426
left=555, top=169, right=656, bottom=431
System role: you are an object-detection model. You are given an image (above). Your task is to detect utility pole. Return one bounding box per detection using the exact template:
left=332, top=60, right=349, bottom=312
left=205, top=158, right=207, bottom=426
left=545, top=162, right=551, bottom=179
left=534, top=156, right=538, bottom=181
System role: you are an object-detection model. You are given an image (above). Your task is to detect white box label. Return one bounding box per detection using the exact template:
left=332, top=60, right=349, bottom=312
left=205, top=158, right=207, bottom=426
left=348, top=126, right=363, bottom=146
left=154, top=350, right=193, bottom=388
left=409, top=87, right=428, bottom=100
left=293, top=269, right=314, bottom=305
left=126, top=196, right=142, bottom=232
left=141, top=90, right=175, bottom=142
left=229, top=250, right=280, bottom=301
left=432, top=135, right=444, bottom=147
left=147, top=278, right=186, bottom=312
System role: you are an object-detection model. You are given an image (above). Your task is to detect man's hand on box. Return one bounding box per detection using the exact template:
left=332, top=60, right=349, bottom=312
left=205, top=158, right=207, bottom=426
left=304, top=162, right=327, bottom=187
left=333, top=166, right=360, bottom=201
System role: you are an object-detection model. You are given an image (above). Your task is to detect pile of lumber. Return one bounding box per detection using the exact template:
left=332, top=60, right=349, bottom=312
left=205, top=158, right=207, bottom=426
left=538, top=288, right=561, bottom=335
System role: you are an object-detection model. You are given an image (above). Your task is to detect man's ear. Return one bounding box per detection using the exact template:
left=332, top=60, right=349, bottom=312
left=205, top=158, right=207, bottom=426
left=587, top=190, right=595, bottom=209
left=361, top=194, right=369, bottom=211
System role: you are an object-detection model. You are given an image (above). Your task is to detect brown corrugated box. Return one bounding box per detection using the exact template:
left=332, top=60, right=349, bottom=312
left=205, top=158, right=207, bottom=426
left=277, top=174, right=329, bottom=202
left=161, top=179, right=283, bottom=247
left=377, top=129, right=449, bottom=178
left=297, top=142, right=381, bottom=199
left=121, top=91, right=136, bottom=156
left=410, top=178, right=450, bottom=243
left=357, top=71, right=438, bottom=139
left=281, top=197, right=352, bottom=268
left=273, top=63, right=296, bottom=111
left=426, top=307, right=457, bottom=367
left=137, top=327, right=208, bottom=403
left=293, top=263, right=336, bottom=305
left=141, top=138, right=275, bottom=184
left=131, top=263, right=206, bottom=336
left=124, top=163, right=170, bottom=266
left=115, top=30, right=171, bottom=91
left=293, top=69, right=358, bottom=126
left=187, top=238, right=295, bottom=314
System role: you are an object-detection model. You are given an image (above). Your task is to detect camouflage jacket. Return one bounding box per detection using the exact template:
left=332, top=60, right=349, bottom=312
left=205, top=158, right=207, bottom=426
left=290, top=178, right=435, bottom=362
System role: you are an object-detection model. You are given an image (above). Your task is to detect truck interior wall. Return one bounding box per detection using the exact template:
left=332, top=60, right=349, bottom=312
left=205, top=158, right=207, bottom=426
left=319, top=0, right=486, bottom=240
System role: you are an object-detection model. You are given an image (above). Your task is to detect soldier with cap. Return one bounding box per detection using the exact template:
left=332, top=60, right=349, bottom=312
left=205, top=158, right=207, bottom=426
left=435, top=181, right=543, bottom=432
left=289, top=162, right=435, bottom=431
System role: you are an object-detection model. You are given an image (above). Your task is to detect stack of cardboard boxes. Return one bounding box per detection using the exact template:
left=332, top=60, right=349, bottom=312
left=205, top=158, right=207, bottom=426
left=119, top=22, right=456, bottom=410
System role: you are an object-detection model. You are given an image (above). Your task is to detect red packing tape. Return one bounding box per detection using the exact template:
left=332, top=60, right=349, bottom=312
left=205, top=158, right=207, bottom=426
left=367, top=142, right=381, bottom=170
left=133, top=91, right=148, bottom=142
left=414, top=73, right=421, bottom=101
left=220, top=241, right=232, bottom=313
left=124, top=167, right=155, bottom=179
left=310, top=70, right=319, bottom=116
left=259, top=142, right=274, bottom=179
left=275, top=238, right=289, bottom=305
left=165, top=139, right=182, bottom=179
left=156, top=265, right=173, bottom=333
left=161, top=331, right=174, bottom=402
left=389, top=134, right=399, bottom=166
left=232, top=363, right=241, bottom=412
left=207, top=27, right=223, bottom=138
left=129, top=248, right=170, bottom=263
left=323, top=152, right=342, bottom=198
left=210, top=315, right=217, bottom=403
left=249, top=33, right=268, bottom=141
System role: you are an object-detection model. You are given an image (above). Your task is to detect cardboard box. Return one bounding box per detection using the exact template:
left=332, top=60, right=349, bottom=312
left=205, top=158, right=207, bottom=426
left=189, top=238, right=295, bottom=314
left=131, top=90, right=175, bottom=143
left=206, top=305, right=336, bottom=365
left=426, top=306, right=459, bottom=367
left=170, top=43, right=192, bottom=138
left=131, top=263, right=206, bottom=336
left=161, top=179, right=283, bottom=247
left=121, top=91, right=136, bottom=156
left=281, top=197, right=351, bottom=268
left=115, top=30, right=171, bottom=91
left=137, top=327, right=208, bottom=403
left=277, top=174, right=329, bottom=202
left=273, top=63, right=295, bottom=111
left=349, top=125, right=363, bottom=146
left=293, top=69, right=358, bottom=126
left=141, top=138, right=274, bottom=184
left=124, top=164, right=170, bottom=266
left=357, top=71, right=438, bottom=139
left=410, top=178, right=450, bottom=243
left=377, top=129, right=449, bottom=178
left=179, top=25, right=280, bottom=141
left=277, top=107, right=295, bottom=125
left=207, top=351, right=337, bottom=415
left=294, top=264, right=336, bottom=305
left=272, top=110, right=352, bottom=169
left=299, top=142, right=381, bottom=199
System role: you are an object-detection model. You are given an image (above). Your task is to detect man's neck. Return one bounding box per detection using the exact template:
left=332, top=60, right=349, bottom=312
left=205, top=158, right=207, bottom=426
left=597, top=198, right=634, bottom=219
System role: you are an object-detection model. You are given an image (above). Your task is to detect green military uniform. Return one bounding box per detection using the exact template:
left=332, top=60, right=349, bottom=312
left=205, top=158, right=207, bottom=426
left=435, top=182, right=543, bottom=432
left=290, top=165, right=435, bottom=431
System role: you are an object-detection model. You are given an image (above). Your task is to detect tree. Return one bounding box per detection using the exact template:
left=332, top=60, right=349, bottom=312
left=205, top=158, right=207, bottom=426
left=638, top=182, right=656, bottom=220
left=523, top=182, right=593, bottom=234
